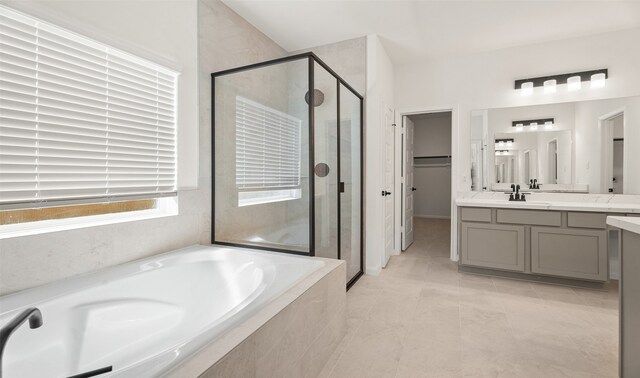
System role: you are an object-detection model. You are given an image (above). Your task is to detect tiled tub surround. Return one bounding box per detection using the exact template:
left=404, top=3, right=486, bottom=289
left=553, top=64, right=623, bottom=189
left=0, top=245, right=346, bottom=378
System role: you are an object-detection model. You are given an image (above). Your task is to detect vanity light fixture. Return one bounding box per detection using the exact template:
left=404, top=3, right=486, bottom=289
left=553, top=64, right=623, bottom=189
left=495, top=150, right=510, bottom=155
left=591, top=72, right=606, bottom=89
left=567, top=76, right=581, bottom=91
left=512, top=118, right=554, bottom=130
left=543, top=79, right=557, bottom=94
left=520, top=82, right=533, bottom=96
left=514, top=68, right=607, bottom=94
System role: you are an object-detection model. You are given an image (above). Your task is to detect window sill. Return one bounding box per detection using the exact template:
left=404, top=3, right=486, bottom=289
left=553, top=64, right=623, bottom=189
left=0, top=197, right=178, bottom=240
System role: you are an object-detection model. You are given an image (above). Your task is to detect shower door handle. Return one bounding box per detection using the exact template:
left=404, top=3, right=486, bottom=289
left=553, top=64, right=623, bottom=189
left=339, top=182, right=345, bottom=193
left=381, top=190, right=392, bottom=196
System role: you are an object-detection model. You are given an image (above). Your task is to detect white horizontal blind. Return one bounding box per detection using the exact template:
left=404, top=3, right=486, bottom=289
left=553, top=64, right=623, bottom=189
left=0, top=6, right=178, bottom=210
left=235, top=96, right=301, bottom=191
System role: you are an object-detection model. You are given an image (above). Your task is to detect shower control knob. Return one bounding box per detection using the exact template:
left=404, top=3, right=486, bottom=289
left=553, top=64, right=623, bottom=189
left=411, top=187, right=417, bottom=191
left=384, top=191, right=392, bottom=196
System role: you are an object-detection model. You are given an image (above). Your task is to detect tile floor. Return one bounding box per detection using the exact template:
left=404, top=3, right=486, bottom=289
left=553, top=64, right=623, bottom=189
left=319, top=218, right=619, bottom=378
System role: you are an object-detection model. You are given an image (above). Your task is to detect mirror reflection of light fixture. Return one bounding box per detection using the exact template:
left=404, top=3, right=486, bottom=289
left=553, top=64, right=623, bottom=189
left=495, top=138, right=514, bottom=146
left=514, top=69, right=607, bottom=95
left=567, top=76, right=581, bottom=91
left=520, top=82, right=533, bottom=96
left=512, top=118, right=554, bottom=130
left=544, top=79, right=557, bottom=94
left=591, top=72, right=606, bottom=88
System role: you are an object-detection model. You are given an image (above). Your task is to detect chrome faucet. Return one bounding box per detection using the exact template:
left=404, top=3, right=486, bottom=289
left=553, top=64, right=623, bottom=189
left=0, top=308, right=43, bottom=378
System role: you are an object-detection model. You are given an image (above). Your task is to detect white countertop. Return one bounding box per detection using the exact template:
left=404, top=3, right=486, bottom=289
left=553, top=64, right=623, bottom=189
left=456, top=192, right=640, bottom=213
left=607, top=216, right=640, bottom=234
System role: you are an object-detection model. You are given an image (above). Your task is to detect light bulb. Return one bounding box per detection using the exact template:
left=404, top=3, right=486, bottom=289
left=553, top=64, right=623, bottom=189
left=544, top=121, right=553, bottom=129
left=544, top=79, right=557, bottom=94
left=499, top=141, right=504, bottom=146
left=567, top=76, right=581, bottom=91
left=507, top=141, right=513, bottom=147
left=530, top=122, right=538, bottom=130
left=520, top=82, right=533, bottom=96
left=516, top=123, right=524, bottom=132
left=591, top=73, right=606, bottom=89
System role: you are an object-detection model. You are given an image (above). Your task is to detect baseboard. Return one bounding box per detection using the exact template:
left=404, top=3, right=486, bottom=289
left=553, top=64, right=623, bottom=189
left=414, top=214, right=451, bottom=220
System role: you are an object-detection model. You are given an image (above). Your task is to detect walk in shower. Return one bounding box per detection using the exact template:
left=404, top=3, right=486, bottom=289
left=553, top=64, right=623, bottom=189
left=211, top=53, right=363, bottom=287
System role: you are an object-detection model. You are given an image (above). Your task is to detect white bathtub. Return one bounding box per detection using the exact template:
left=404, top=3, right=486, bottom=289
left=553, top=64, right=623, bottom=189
left=0, top=245, right=324, bottom=378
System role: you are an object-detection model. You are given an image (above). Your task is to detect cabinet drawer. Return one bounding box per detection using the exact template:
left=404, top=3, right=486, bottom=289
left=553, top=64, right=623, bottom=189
left=461, top=207, right=491, bottom=222
left=460, top=222, right=525, bottom=272
left=531, top=227, right=607, bottom=281
left=568, top=212, right=607, bottom=229
left=497, top=209, right=561, bottom=226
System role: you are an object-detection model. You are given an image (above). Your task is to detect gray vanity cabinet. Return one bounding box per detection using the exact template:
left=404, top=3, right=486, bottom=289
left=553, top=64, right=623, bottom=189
left=620, top=230, right=640, bottom=377
left=461, top=222, right=525, bottom=272
left=531, top=227, right=608, bottom=281
left=458, top=207, right=610, bottom=284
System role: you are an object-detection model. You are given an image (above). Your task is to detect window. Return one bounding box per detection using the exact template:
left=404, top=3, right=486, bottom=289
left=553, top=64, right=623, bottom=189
left=0, top=6, right=178, bottom=220
left=235, top=96, right=301, bottom=206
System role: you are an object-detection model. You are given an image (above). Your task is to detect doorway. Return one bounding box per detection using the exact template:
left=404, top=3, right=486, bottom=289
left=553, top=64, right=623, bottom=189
left=547, top=139, right=558, bottom=184
left=601, top=111, right=624, bottom=194
left=400, top=111, right=453, bottom=252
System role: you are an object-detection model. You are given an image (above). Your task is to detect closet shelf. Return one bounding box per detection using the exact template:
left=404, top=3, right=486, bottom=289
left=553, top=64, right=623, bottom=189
left=414, top=163, right=451, bottom=168
left=414, top=155, right=452, bottom=159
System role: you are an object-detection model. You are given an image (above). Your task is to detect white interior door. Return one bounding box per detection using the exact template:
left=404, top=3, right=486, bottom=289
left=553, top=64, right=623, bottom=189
left=383, top=106, right=394, bottom=267
left=402, top=116, right=415, bottom=250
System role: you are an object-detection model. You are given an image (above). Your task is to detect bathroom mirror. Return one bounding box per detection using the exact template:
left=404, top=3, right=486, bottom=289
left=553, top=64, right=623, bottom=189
left=470, top=95, right=640, bottom=194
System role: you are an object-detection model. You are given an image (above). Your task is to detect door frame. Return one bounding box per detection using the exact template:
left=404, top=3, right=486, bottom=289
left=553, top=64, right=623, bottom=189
left=382, top=104, right=396, bottom=268
left=396, top=105, right=458, bottom=260
left=599, top=108, right=625, bottom=194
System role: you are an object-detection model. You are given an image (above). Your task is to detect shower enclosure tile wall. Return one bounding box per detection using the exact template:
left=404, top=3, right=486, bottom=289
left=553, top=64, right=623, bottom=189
left=212, top=53, right=363, bottom=286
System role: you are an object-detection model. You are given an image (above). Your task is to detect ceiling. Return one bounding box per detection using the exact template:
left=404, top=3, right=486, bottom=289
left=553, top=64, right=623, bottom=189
left=222, top=0, right=640, bottom=64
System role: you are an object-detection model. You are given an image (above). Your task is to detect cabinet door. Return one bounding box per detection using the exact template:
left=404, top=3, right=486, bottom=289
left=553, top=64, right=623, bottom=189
left=531, top=227, right=607, bottom=281
left=460, top=222, right=525, bottom=272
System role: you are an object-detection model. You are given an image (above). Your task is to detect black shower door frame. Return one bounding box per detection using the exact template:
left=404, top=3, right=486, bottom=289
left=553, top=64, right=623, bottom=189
left=211, top=52, right=364, bottom=288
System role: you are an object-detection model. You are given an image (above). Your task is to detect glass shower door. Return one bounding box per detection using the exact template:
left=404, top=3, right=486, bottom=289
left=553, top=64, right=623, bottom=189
left=312, top=62, right=363, bottom=283
left=339, top=84, right=362, bottom=284
left=313, top=62, right=339, bottom=259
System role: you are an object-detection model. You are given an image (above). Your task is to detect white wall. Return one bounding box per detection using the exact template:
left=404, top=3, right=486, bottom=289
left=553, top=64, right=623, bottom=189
left=394, top=28, right=640, bottom=259
left=0, top=0, right=288, bottom=295
left=365, top=34, right=395, bottom=274
left=410, top=113, right=452, bottom=218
